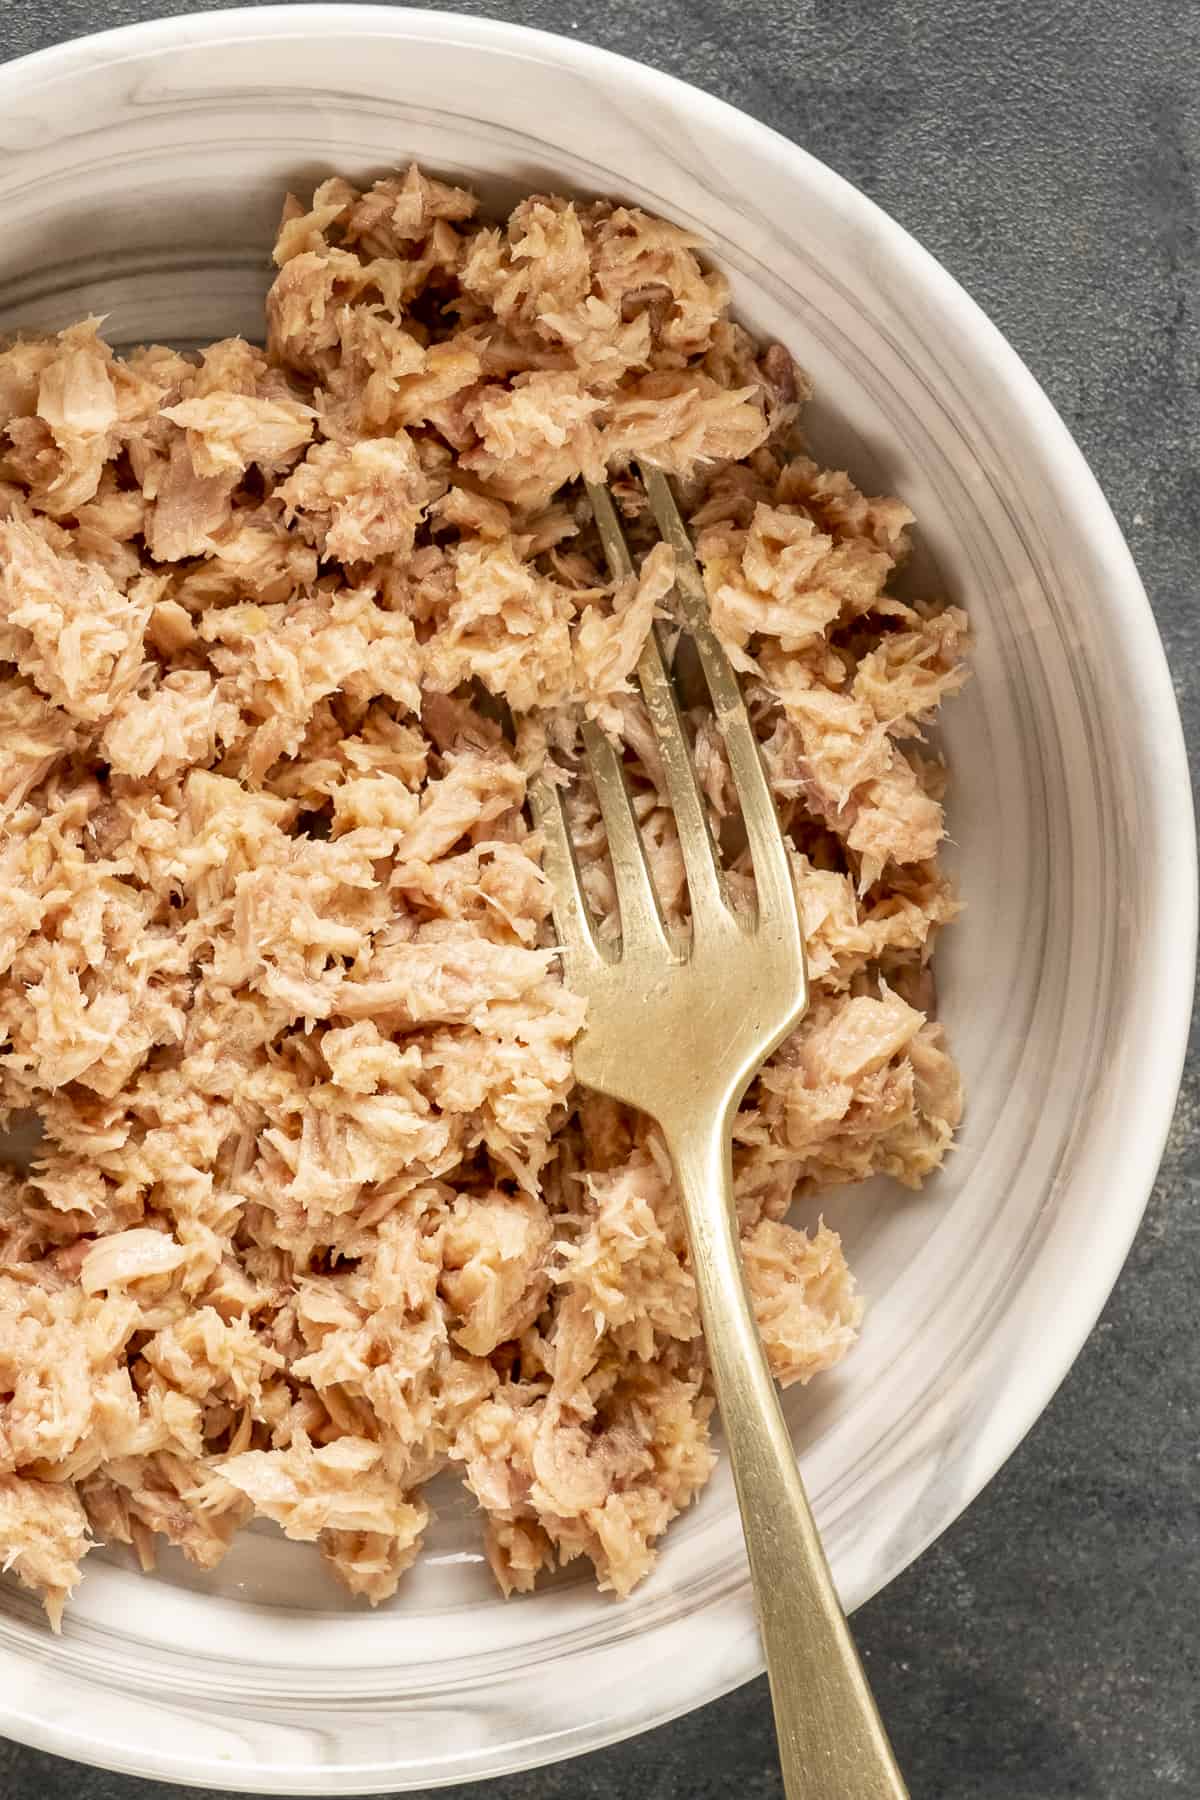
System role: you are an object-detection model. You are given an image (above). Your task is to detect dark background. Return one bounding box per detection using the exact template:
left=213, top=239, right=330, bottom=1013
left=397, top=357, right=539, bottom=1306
left=1, top=3, right=1197, bottom=1797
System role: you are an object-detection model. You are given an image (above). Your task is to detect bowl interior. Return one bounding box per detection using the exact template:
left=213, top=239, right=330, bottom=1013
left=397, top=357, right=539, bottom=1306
left=0, top=10, right=1191, bottom=1794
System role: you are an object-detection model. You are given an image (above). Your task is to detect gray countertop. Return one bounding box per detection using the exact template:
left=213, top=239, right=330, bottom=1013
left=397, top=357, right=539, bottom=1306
left=1, top=2, right=1197, bottom=1797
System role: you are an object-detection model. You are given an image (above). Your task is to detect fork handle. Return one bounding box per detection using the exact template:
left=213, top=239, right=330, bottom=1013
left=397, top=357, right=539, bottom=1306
left=670, top=1121, right=908, bottom=1800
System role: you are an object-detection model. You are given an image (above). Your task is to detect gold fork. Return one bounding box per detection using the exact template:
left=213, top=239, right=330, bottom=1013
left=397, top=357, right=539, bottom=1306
left=530, top=467, right=908, bottom=1800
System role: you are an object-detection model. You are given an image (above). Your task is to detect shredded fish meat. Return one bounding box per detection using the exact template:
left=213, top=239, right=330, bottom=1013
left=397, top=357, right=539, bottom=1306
left=0, top=166, right=967, bottom=1625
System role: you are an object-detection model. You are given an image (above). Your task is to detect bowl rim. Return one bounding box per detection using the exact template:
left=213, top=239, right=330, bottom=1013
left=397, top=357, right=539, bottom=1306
left=0, top=4, right=1195, bottom=1792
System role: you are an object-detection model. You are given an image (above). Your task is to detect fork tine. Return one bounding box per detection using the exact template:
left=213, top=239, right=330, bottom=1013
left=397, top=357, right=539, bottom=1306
left=585, top=476, right=637, bottom=583
left=527, top=771, right=606, bottom=976
left=581, top=720, right=676, bottom=957
left=640, top=464, right=797, bottom=924
left=585, top=479, right=729, bottom=925
left=635, top=632, right=730, bottom=919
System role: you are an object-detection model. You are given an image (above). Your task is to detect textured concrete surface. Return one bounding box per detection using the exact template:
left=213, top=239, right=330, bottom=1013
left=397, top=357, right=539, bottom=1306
left=1, top=2, right=1197, bottom=1796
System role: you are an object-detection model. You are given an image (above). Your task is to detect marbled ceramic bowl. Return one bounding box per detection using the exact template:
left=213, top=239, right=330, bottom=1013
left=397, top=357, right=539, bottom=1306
left=0, top=6, right=1193, bottom=1793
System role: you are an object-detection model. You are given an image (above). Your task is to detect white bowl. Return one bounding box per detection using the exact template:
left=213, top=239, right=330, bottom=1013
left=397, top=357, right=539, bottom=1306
left=0, top=6, right=1193, bottom=1793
